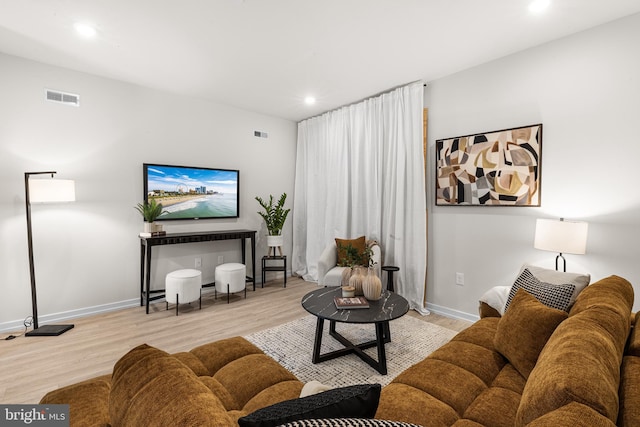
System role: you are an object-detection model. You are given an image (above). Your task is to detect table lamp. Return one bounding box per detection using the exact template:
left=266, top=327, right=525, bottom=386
left=24, top=171, right=76, bottom=336
left=534, top=218, right=588, bottom=272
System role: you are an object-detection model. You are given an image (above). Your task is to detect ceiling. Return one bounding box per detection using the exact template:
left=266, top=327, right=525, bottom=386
left=1, top=1, right=639, bottom=122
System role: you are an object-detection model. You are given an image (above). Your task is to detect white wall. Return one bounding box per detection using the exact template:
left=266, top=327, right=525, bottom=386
left=3, top=13, right=639, bottom=332
left=0, top=53, right=297, bottom=331
left=426, top=13, right=640, bottom=318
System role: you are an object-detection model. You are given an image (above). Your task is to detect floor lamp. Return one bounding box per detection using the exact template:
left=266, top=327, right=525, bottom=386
left=24, top=171, right=76, bottom=337
left=534, top=218, right=588, bottom=272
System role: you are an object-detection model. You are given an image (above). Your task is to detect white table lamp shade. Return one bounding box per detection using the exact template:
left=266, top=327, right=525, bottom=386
left=534, top=218, right=588, bottom=255
left=29, top=179, right=76, bottom=203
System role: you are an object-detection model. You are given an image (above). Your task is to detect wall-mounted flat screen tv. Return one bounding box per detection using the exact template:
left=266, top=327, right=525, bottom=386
left=143, top=163, right=239, bottom=220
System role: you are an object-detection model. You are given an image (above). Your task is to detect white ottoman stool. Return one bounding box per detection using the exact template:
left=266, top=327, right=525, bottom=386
left=215, top=263, right=247, bottom=303
left=165, top=269, right=202, bottom=316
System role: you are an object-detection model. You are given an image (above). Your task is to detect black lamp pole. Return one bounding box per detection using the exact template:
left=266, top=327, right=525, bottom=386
left=24, top=171, right=74, bottom=336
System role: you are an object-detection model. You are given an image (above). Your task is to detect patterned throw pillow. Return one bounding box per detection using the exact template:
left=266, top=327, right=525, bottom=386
left=238, top=384, right=381, bottom=427
left=519, top=263, right=590, bottom=304
left=279, top=419, right=422, bottom=427
left=505, top=268, right=575, bottom=312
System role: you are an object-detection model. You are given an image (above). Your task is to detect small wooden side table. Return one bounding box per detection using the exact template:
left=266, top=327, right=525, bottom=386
left=261, top=255, right=287, bottom=287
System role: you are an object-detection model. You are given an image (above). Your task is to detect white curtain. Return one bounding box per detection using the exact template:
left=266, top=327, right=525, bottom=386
left=292, top=82, right=427, bottom=312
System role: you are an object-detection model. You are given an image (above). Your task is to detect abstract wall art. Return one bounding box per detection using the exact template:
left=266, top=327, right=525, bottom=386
left=435, top=124, right=542, bottom=206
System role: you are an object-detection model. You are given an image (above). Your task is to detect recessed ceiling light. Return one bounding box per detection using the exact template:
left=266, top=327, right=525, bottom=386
left=304, top=96, right=316, bottom=105
left=74, top=22, right=97, bottom=38
left=529, top=0, right=550, bottom=14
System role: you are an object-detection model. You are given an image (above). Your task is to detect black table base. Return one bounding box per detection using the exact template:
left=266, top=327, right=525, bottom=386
left=312, top=318, right=392, bottom=375
left=302, top=287, right=409, bottom=375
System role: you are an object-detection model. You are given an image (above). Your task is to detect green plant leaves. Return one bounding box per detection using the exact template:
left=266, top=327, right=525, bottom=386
left=256, top=193, right=290, bottom=235
left=134, top=198, right=168, bottom=222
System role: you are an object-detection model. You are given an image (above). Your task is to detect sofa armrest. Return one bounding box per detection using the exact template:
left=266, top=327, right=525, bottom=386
left=40, top=376, right=112, bottom=427
left=478, top=285, right=511, bottom=317
left=317, top=243, right=338, bottom=286
left=479, top=301, right=501, bottom=318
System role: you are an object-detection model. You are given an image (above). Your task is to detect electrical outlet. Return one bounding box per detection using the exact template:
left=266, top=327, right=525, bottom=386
left=195, top=257, right=202, bottom=268
left=218, top=255, right=224, bottom=264
left=455, top=272, right=464, bottom=286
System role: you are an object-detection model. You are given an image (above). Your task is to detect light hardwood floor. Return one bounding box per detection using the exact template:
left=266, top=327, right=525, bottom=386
left=0, top=277, right=471, bottom=404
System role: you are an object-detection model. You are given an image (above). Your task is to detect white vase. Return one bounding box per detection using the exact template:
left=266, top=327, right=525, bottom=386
left=144, top=222, right=153, bottom=233
left=341, top=267, right=353, bottom=287
left=363, top=267, right=382, bottom=300
left=266, top=235, right=284, bottom=256
left=267, top=235, right=284, bottom=247
left=349, top=266, right=366, bottom=296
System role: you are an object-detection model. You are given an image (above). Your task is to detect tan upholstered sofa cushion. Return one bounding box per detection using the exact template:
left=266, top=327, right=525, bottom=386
left=376, top=317, right=512, bottom=426
left=619, top=356, right=640, bottom=427
left=626, top=312, right=640, bottom=357
left=494, top=289, right=568, bottom=379
left=516, top=275, right=634, bottom=426
left=109, top=344, right=232, bottom=426
left=40, top=375, right=112, bottom=427
left=41, top=336, right=304, bottom=427
left=619, top=313, right=640, bottom=426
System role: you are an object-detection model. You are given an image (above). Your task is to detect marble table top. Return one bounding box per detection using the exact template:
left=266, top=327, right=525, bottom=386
left=301, top=287, right=409, bottom=324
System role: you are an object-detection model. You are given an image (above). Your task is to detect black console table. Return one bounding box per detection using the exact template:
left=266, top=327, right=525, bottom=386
left=139, top=229, right=256, bottom=314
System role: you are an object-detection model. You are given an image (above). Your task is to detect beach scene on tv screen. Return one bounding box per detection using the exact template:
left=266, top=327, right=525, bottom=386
left=146, top=165, right=238, bottom=219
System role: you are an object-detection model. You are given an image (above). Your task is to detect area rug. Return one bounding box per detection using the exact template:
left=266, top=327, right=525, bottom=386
left=244, top=314, right=457, bottom=387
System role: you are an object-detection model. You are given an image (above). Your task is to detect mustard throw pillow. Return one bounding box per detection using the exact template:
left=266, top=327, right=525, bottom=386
left=494, top=289, right=568, bottom=379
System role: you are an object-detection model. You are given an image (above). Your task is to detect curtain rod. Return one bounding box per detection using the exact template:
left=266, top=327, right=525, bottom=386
left=300, top=80, right=426, bottom=123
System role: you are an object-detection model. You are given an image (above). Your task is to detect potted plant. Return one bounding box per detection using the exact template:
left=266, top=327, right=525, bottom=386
left=336, top=243, right=373, bottom=268
left=256, top=193, right=291, bottom=255
left=337, top=242, right=374, bottom=290
left=135, top=198, right=168, bottom=233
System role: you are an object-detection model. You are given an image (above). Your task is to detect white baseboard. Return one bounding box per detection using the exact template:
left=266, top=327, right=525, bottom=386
left=426, top=302, right=480, bottom=323
left=0, top=299, right=139, bottom=334
left=0, top=271, right=291, bottom=334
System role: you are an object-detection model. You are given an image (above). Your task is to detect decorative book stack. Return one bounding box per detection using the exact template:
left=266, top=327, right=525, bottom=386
left=334, top=296, right=369, bottom=309
left=139, top=231, right=167, bottom=237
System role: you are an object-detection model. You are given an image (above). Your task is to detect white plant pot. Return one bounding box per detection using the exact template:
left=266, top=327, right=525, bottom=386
left=144, top=222, right=153, bottom=233
left=267, top=235, right=284, bottom=247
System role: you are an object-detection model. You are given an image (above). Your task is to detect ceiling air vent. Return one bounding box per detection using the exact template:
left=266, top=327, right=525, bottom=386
left=45, top=89, right=80, bottom=107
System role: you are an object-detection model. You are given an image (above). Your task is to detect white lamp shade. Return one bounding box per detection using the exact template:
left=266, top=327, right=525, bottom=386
left=534, top=218, right=588, bottom=255
left=29, top=179, right=76, bottom=203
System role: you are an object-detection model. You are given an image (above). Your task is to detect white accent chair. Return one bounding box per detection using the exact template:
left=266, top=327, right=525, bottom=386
left=165, top=269, right=202, bottom=316
left=317, top=242, right=381, bottom=287
left=215, top=263, right=247, bottom=303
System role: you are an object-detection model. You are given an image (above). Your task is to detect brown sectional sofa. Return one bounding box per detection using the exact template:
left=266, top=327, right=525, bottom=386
left=376, top=275, right=639, bottom=426
left=41, top=337, right=305, bottom=426
left=41, top=275, right=639, bottom=427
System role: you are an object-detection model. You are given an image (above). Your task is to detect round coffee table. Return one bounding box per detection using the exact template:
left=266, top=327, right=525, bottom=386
left=301, top=287, right=409, bottom=374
